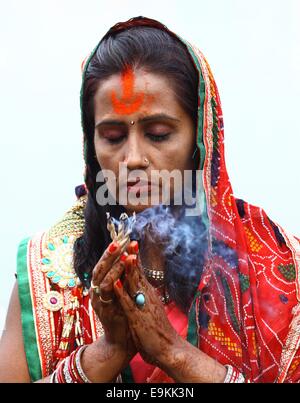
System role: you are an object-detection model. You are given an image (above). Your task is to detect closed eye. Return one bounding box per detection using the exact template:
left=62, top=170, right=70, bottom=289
left=146, top=133, right=170, bottom=142
left=105, top=136, right=126, bottom=144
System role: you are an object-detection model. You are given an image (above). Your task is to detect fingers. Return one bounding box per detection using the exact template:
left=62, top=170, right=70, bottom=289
left=126, top=240, right=139, bottom=255
left=90, top=260, right=125, bottom=309
left=113, top=279, right=135, bottom=314
left=126, top=241, right=147, bottom=279
left=92, top=241, right=122, bottom=285
left=111, top=241, right=147, bottom=313
left=122, top=254, right=160, bottom=313
left=124, top=256, right=141, bottom=297
left=100, top=259, right=125, bottom=302
left=90, top=241, right=126, bottom=308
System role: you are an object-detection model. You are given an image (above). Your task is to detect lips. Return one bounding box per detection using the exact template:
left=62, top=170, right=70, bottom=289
left=127, top=180, right=153, bottom=191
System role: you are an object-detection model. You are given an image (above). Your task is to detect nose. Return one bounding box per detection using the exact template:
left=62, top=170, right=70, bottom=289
left=123, top=135, right=147, bottom=171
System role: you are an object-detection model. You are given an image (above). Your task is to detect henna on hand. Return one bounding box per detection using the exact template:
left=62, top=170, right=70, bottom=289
left=114, top=253, right=178, bottom=365
left=90, top=241, right=136, bottom=359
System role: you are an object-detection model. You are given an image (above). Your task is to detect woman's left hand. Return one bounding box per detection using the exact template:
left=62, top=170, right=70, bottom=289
left=113, top=244, right=227, bottom=383
left=113, top=249, right=180, bottom=366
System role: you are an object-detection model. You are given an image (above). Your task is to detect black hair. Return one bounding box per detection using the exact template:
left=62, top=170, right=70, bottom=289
left=74, top=17, right=204, bottom=313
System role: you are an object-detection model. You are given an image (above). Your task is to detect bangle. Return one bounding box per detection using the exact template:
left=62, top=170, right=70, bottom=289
left=69, top=348, right=84, bottom=383
left=63, top=356, right=73, bottom=383
left=224, top=365, right=245, bottom=383
left=50, top=370, right=57, bottom=383
left=51, top=345, right=92, bottom=383
left=56, top=359, right=66, bottom=383
left=75, top=345, right=92, bottom=383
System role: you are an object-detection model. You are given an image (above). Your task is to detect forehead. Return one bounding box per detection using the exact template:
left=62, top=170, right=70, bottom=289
left=93, top=69, right=182, bottom=118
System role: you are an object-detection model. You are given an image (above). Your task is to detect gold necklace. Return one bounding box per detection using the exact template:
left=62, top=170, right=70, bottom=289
left=143, top=267, right=165, bottom=281
left=142, top=268, right=169, bottom=304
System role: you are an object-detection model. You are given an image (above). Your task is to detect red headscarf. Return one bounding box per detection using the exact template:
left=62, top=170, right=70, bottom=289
left=185, top=34, right=300, bottom=384
left=80, top=17, right=300, bottom=383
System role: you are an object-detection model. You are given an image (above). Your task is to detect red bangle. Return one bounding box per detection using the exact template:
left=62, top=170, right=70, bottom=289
left=52, top=345, right=92, bottom=383
left=55, top=360, right=66, bottom=383
left=70, top=349, right=84, bottom=383
left=67, top=351, right=79, bottom=383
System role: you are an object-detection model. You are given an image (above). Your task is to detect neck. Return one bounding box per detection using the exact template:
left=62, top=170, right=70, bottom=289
left=139, top=232, right=165, bottom=271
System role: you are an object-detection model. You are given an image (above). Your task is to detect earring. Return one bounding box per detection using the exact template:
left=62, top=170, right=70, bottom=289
left=130, top=121, right=135, bottom=125
left=144, top=157, right=150, bottom=167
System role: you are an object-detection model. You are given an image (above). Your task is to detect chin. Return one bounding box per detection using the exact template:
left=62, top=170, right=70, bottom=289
left=119, top=192, right=175, bottom=215
left=123, top=202, right=157, bottom=215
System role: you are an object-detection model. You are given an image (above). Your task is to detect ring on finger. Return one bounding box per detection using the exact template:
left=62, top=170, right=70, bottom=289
left=91, top=281, right=101, bottom=296
left=133, top=290, right=146, bottom=308
left=99, top=295, right=114, bottom=304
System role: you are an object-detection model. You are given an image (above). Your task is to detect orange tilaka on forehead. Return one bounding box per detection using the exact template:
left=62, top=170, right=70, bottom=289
left=110, top=68, right=145, bottom=115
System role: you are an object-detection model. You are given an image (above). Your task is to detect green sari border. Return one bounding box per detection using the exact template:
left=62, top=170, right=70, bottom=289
left=181, top=39, right=206, bottom=171
left=187, top=291, right=200, bottom=347
left=121, top=365, right=135, bottom=383
left=16, top=237, right=42, bottom=382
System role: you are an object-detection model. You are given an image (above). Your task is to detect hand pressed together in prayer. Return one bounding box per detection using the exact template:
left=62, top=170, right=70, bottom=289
left=89, top=241, right=137, bottom=364
left=90, top=240, right=227, bottom=383
left=90, top=239, right=178, bottom=365
left=113, top=242, right=181, bottom=368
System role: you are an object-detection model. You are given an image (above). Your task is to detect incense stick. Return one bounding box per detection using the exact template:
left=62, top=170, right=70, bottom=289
left=106, top=212, right=136, bottom=255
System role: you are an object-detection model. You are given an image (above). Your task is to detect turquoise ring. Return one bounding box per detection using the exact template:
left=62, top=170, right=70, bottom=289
left=134, top=291, right=146, bottom=308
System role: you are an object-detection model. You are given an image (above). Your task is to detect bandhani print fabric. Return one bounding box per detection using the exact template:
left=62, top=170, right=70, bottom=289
left=184, top=43, right=300, bottom=383
left=16, top=18, right=300, bottom=383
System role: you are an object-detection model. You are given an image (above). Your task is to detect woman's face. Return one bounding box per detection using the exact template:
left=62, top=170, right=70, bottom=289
left=93, top=68, right=196, bottom=214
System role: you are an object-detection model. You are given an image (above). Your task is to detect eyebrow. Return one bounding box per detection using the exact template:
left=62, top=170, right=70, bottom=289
left=94, top=113, right=180, bottom=128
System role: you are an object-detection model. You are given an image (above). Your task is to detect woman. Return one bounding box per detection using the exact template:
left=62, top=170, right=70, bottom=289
left=0, top=16, right=299, bottom=383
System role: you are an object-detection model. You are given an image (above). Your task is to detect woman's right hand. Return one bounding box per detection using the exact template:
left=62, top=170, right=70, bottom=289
left=89, top=240, right=137, bottom=364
